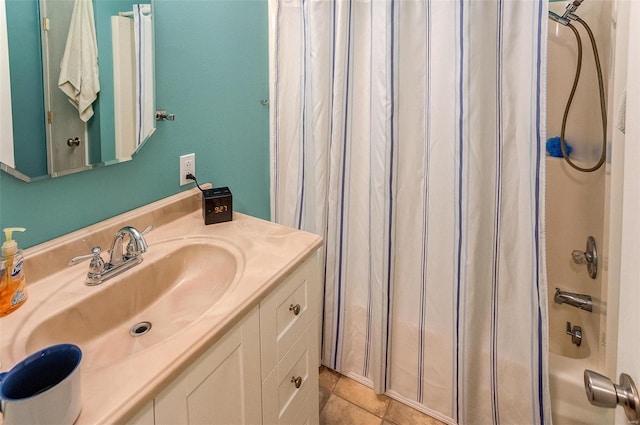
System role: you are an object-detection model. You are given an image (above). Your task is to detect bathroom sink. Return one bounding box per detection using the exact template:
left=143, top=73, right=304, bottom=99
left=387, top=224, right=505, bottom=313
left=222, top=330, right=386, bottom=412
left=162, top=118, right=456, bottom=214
left=21, top=239, right=242, bottom=370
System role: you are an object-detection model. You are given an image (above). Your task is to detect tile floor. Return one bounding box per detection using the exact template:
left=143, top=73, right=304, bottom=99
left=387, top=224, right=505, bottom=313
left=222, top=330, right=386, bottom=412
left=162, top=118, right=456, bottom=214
left=319, top=366, right=447, bottom=425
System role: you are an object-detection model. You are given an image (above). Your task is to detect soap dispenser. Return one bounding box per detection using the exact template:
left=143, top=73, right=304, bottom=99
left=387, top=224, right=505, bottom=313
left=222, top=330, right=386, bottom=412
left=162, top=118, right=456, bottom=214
left=0, top=227, right=27, bottom=316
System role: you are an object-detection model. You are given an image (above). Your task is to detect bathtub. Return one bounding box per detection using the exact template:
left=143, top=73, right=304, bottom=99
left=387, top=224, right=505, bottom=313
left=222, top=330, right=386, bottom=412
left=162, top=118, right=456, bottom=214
left=549, top=352, right=613, bottom=425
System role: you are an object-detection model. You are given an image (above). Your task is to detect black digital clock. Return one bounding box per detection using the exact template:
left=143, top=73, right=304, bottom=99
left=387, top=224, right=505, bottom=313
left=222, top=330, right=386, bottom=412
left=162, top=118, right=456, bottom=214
left=202, top=187, right=232, bottom=225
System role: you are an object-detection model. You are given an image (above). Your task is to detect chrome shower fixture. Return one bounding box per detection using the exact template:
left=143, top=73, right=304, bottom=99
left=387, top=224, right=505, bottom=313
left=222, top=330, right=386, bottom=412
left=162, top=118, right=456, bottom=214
left=554, top=288, right=593, bottom=312
left=549, top=0, right=585, bottom=26
left=566, top=321, right=582, bottom=346
left=548, top=0, right=607, bottom=173
left=572, top=236, right=598, bottom=279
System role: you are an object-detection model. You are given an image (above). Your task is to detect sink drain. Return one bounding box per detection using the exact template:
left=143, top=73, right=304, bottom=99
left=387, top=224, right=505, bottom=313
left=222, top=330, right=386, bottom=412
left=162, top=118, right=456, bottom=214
left=130, top=321, right=152, bottom=336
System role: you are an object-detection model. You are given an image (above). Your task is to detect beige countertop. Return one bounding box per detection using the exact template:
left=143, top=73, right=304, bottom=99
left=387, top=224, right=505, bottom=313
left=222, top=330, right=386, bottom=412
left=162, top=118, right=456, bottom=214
left=0, top=187, right=322, bottom=424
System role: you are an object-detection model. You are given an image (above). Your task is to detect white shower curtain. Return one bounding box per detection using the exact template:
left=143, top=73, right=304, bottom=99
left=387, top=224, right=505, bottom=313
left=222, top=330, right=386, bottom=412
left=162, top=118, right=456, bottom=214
left=270, top=0, right=551, bottom=423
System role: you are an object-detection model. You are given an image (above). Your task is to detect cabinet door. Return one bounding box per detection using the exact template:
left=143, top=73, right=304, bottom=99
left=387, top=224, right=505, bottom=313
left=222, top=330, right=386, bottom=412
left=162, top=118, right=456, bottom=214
left=154, top=307, right=262, bottom=425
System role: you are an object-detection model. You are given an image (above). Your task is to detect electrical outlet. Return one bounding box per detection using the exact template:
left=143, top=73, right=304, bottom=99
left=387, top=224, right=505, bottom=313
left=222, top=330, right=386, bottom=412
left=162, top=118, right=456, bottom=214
left=179, top=153, right=195, bottom=186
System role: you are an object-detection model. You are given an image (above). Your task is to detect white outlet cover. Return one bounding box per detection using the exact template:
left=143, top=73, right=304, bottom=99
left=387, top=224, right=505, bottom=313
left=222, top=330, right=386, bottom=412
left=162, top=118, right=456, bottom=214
left=179, top=153, right=195, bottom=186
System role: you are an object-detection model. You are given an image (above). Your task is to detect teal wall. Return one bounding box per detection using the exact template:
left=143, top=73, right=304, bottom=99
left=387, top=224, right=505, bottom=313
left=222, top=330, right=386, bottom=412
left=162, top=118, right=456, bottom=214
left=5, top=0, right=47, bottom=177
left=0, top=0, right=270, bottom=248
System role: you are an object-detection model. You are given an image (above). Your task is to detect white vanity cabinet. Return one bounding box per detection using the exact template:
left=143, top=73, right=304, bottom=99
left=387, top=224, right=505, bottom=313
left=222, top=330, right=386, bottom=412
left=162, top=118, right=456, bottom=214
left=152, top=306, right=262, bottom=425
left=260, top=255, right=320, bottom=425
left=128, top=255, right=320, bottom=425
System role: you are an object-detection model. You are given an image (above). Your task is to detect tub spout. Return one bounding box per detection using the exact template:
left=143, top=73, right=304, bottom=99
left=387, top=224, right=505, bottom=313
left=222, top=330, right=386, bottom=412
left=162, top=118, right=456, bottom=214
left=554, top=288, right=593, bottom=312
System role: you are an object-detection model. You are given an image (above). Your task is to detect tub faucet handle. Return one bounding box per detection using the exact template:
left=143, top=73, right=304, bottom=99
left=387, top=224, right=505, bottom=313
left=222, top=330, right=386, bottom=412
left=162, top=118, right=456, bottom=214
left=566, top=321, right=582, bottom=346
left=571, top=236, right=598, bottom=279
left=571, top=250, right=589, bottom=264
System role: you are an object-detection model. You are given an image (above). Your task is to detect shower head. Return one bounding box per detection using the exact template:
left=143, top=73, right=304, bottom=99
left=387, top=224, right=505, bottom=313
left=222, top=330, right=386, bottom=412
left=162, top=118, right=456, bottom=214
left=566, top=0, right=585, bottom=16
left=548, top=0, right=585, bottom=26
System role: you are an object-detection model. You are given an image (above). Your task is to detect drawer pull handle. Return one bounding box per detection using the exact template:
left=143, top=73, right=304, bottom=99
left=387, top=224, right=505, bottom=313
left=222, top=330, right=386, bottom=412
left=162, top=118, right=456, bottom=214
left=291, top=376, right=303, bottom=389
left=289, top=303, right=301, bottom=316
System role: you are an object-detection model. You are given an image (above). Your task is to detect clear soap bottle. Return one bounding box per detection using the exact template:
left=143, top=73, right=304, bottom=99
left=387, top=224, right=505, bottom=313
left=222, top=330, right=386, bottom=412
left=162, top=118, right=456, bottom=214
left=0, top=227, right=28, bottom=316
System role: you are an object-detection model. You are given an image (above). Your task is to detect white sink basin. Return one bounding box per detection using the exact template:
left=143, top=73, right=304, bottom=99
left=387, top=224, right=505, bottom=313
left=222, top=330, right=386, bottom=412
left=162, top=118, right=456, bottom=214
left=19, top=238, right=242, bottom=370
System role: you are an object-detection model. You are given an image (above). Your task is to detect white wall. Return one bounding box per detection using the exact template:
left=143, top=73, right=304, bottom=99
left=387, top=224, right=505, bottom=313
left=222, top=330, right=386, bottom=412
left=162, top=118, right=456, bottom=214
left=612, top=0, right=640, bottom=423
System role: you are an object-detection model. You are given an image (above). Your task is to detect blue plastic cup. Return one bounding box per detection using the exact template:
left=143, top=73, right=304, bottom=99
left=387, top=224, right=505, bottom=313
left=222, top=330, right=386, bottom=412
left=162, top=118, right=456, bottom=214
left=0, top=344, right=82, bottom=425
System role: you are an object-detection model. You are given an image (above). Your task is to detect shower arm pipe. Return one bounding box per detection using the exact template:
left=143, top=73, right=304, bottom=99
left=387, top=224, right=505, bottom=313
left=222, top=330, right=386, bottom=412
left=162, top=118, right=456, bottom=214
left=559, top=18, right=608, bottom=173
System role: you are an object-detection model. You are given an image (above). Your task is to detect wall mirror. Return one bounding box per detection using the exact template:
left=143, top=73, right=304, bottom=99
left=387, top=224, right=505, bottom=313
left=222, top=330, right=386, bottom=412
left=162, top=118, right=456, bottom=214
left=0, top=0, right=155, bottom=182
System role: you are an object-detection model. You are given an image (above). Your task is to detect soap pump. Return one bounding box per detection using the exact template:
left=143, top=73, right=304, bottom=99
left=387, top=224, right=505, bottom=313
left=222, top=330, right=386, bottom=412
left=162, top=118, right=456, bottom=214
left=0, top=227, right=27, bottom=316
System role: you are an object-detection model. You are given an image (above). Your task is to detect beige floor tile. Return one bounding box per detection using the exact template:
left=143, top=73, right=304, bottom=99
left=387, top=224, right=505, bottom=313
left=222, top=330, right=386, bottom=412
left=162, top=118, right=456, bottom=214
left=320, top=394, right=383, bottom=425
left=384, top=400, right=445, bottom=425
left=333, top=376, right=390, bottom=417
left=319, top=366, right=341, bottom=392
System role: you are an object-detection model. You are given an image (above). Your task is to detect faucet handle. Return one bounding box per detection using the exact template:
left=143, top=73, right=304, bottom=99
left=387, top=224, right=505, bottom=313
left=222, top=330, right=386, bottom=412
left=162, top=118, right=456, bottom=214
left=571, top=236, right=598, bottom=279
left=566, top=321, right=583, bottom=346
left=69, top=246, right=101, bottom=266
left=572, top=250, right=588, bottom=264
left=69, top=246, right=106, bottom=274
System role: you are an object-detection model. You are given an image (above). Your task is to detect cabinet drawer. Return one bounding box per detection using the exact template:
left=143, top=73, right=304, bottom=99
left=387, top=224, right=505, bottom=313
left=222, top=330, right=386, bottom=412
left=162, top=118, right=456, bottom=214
left=262, top=317, right=319, bottom=425
left=261, top=257, right=318, bottom=377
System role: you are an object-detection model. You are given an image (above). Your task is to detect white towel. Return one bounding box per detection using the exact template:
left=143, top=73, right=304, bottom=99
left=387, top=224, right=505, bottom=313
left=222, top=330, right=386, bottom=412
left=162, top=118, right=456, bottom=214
left=133, top=4, right=154, bottom=146
left=617, top=89, right=627, bottom=134
left=58, top=0, right=100, bottom=122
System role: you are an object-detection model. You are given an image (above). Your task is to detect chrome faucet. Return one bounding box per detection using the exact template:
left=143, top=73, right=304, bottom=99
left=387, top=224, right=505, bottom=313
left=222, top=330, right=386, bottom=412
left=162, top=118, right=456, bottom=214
left=109, top=226, right=148, bottom=266
left=69, top=225, right=150, bottom=286
left=554, top=288, right=593, bottom=312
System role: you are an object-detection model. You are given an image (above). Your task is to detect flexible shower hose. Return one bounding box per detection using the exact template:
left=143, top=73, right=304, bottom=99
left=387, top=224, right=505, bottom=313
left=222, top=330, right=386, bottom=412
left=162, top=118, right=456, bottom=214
left=559, top=17, right=607, bottom=173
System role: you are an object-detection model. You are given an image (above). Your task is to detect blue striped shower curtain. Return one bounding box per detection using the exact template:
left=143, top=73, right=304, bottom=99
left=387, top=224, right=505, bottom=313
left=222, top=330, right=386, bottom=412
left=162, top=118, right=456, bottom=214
left=270, top=1, right=551, bottom=423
